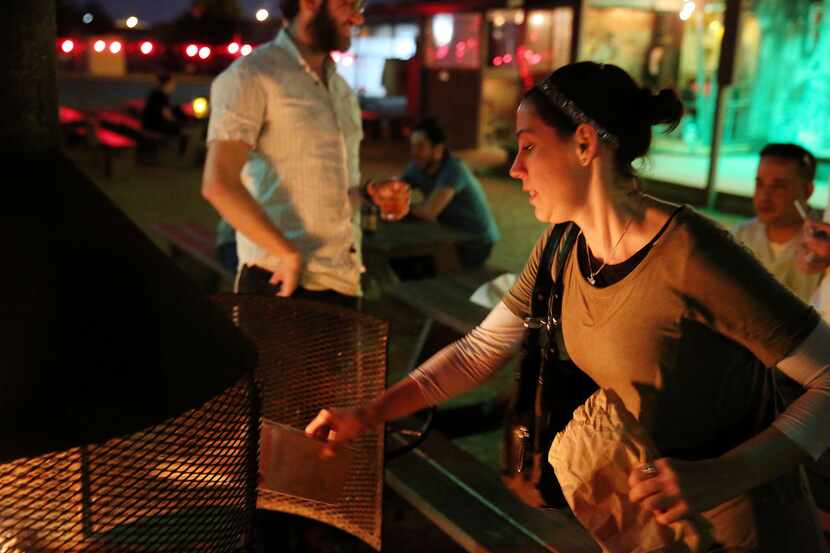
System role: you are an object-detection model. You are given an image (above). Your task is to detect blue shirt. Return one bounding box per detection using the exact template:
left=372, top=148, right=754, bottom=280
left=402, top=154, right=500, bottom=245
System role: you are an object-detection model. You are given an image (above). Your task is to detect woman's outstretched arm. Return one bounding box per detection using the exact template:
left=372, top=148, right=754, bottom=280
left=305, top=301, right=526, bottom=443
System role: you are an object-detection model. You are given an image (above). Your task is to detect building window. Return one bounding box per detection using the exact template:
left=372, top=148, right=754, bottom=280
left=425, top=13, right=481, bottom=70
left=523, top=8, right=573, bottom=73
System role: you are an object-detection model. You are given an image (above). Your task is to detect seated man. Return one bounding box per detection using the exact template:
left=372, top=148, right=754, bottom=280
left=734, top=143, right=823, bottom=302
left=401, top=117, right=500, bottom=269
left=142, top=73, right=186, bottom=136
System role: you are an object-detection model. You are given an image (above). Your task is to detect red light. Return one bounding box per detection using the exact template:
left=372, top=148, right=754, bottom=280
left=227, top=42, right=240, bottom=55
left=240, top=44, right=253, bottom=56
left=493, top=56, right=503, bottom=66
left=109, top=41, right=122, bottom=54
left=185, top=44, right=198, bottom=57
left=140, top=41, right=154, bottom=55
left=198, top=46, right=211, bottom=59
left=436, top=45, right=449, bottom=59
left=61, top=39, right=75, bottom=54
left=93, top=40, right=106, bottom=53
left=503, top=54, right=513, bottom=64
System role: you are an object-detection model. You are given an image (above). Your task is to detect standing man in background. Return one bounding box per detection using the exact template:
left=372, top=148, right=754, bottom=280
left=202, top=0, right=366, bottom=310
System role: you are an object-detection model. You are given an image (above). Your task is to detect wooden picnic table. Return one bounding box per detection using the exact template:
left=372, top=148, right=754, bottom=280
left=362, top=218, right=478, bottom=275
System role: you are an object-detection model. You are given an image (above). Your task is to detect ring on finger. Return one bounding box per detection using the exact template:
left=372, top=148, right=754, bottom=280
left=640, top=462, right=658, bottom=476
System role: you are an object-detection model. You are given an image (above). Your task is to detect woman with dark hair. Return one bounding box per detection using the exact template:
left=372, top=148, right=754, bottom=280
left=308, top=62, right=830, bottom=551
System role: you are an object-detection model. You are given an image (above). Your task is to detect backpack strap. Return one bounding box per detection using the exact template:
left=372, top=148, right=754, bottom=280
left=514, top=223, right=577, bottom=410
left=527, top=222, right=577, bottom=325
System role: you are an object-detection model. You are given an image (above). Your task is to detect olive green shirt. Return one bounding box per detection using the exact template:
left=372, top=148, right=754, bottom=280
left=503, top=208, right=820, bottom=460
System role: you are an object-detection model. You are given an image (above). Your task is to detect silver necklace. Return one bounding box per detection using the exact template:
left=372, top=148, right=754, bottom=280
left=582, top=214, right=637, bottom=286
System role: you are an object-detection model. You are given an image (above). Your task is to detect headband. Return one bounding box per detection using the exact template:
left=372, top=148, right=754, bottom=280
left=539, top=79, right=620, bottom=148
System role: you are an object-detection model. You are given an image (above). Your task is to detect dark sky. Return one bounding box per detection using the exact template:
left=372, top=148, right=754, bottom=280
left=81, top=0, right=405, bottom=24
left=77, top=0, right=274, bottom=24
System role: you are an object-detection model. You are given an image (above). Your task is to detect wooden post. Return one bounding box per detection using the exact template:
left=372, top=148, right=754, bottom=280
left=0, top=0, right=59, bottom=156
left=704, top=0, right=741, bottom=209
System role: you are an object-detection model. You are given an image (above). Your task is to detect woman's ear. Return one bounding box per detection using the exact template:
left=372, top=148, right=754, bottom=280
left=574, top=123, right=599, bottom=166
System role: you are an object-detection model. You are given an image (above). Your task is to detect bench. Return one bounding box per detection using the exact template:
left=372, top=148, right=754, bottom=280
left=73, top=119, right=138, bottom=180
left=384, top=268, right=602, bottom=552
left=153, top=222, right=235, bottom=291
left=387, top=266, right=507, bottom=371
left=386, top=422, right=598, bottom=553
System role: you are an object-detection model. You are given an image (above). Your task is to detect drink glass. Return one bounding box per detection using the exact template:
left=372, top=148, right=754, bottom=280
left=368, top=179, right=410, bottom=222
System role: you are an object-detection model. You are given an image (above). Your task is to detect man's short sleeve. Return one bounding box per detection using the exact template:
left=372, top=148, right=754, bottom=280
left=434, top=157, right=464, bottom=191
left=207, top=64, right=266, bottom=148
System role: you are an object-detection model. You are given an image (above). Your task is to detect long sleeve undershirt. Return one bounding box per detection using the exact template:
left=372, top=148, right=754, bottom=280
left=409, top=301, right=830, bottom=461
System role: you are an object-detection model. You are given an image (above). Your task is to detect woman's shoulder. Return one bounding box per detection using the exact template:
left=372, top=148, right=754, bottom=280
left=662, top=205, right=739, bottom=256
left=665, top=206, right=778, bottom=288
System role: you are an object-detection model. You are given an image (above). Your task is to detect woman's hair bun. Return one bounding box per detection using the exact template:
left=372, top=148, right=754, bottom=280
left=637, top=87, right=684, bottom=131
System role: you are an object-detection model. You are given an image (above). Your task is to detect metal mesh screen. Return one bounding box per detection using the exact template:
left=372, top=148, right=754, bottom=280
left=0, top=375, right=258, bottom=552
left=212, top=295, right=388, bottom=551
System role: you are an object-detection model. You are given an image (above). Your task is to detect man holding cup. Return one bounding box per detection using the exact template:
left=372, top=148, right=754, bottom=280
left=202, top=0, right=366, bottom=308
left=734, top=143, right=823, bottom=302
left=400, top=117, right=500, bottom=269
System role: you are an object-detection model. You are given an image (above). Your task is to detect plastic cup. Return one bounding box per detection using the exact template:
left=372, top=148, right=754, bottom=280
left=368, top=180, right=410, bottom=222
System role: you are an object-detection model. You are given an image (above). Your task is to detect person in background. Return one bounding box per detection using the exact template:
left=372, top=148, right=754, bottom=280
left=202, top=0, right=367, bottom=551
left=734, top=143, right=823, bottom=302
left=142, top=73, right=186, bottom=136
left=799, top=188, right=830, bottom=320
left=202, top=0, right=365, bottom=309
left=402, top=117, right=501, bottom=269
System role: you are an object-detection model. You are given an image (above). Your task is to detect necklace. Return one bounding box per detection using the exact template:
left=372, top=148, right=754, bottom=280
left=582, top=213, right=638, bottom=286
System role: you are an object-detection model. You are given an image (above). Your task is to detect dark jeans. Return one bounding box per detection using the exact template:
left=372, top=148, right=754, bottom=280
left=235, top=264, right=360, bottom=311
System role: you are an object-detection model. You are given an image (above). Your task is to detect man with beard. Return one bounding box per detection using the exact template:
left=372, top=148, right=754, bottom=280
left=202, top=1, right=367, bottom=550
left=202, top=0, right=366, bottom=309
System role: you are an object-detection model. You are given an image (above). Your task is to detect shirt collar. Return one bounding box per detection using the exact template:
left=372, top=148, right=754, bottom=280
left=274, top=29, right=336, bottom=83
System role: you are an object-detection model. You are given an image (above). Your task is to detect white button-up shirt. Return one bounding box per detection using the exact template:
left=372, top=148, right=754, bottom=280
left=734, top=217, right=823, bottom=302
left=208, top=30, right=363, bottom=296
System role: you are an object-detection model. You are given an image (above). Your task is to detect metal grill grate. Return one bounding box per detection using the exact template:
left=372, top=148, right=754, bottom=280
left=212, top=295, right=388, bottom=551
left=0, top=375, right=258, bottom=552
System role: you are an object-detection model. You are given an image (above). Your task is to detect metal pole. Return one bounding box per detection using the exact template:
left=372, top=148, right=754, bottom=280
left=0, top=0, right=59, bottom=156
left=704, top=0, right=741, bottom=209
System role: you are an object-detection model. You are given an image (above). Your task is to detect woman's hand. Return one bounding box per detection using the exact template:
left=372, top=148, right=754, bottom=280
left=796, top=220, right=830, bottom=274
left=628, top=457, right=739, bottom=525
left=305, top=406, right=379, bottom=446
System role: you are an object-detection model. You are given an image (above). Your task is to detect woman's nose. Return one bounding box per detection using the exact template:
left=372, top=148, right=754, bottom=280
left=509, top=154, right=525, bottom=180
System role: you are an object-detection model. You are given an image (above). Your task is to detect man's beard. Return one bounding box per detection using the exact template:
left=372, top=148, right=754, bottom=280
left=310, top=0, right=351, bottom=53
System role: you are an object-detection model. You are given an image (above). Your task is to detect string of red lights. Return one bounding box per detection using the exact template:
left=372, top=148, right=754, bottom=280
left=56, top=37, right=256, bottom=60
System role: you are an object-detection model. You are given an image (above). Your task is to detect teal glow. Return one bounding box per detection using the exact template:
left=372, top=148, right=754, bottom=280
left=748, top=0, right=830, bottom=157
